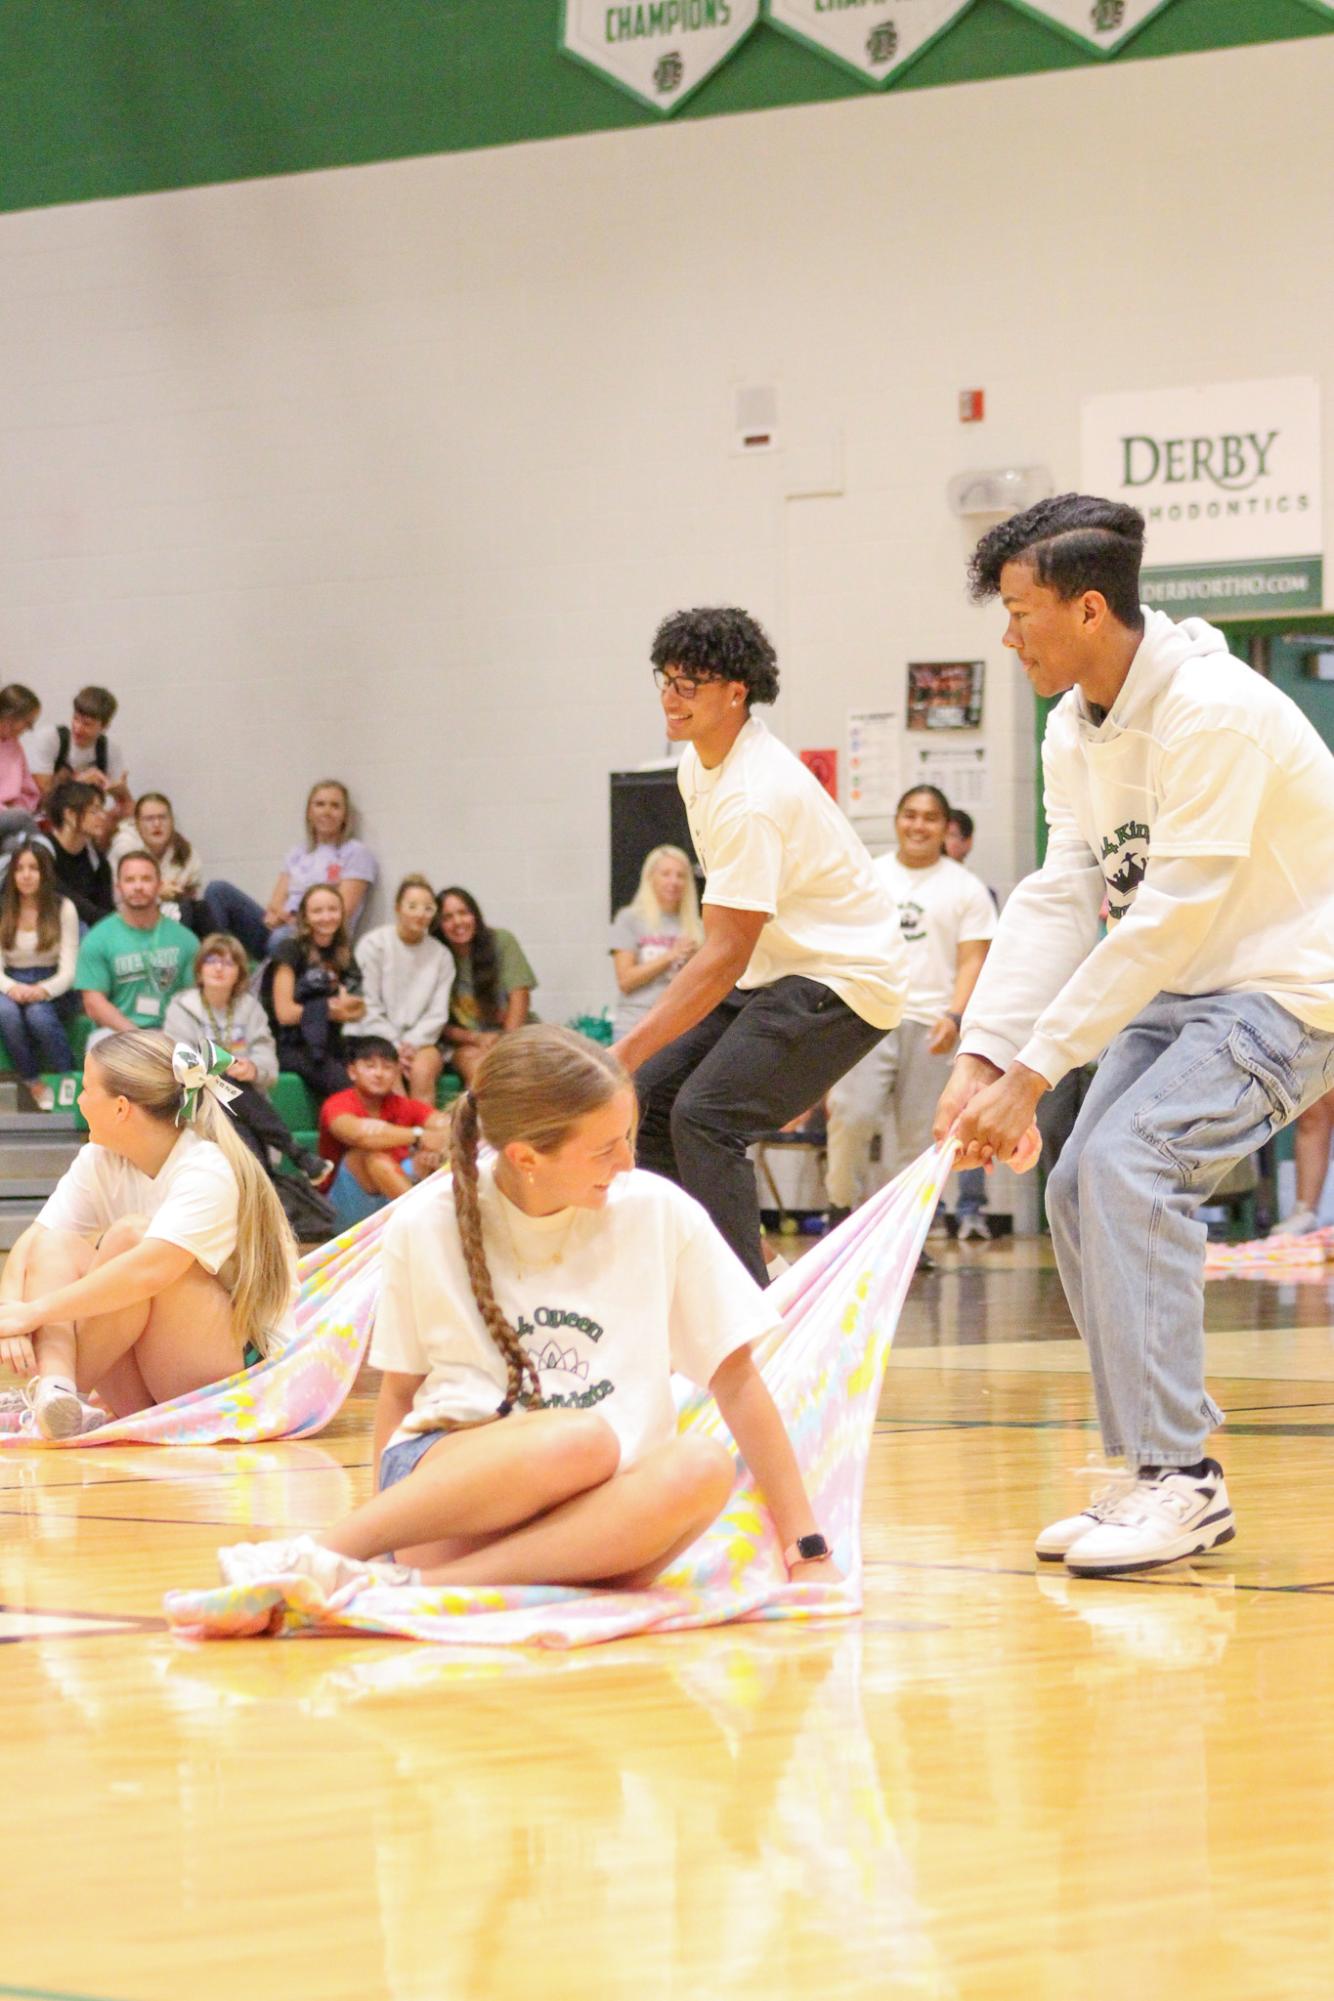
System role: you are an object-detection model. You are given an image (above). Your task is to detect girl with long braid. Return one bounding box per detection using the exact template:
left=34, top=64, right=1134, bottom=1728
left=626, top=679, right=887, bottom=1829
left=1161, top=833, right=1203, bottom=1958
left=218, top=1025, right=838, bottom=1596
left=0, top=1029, right=298, bottom=1438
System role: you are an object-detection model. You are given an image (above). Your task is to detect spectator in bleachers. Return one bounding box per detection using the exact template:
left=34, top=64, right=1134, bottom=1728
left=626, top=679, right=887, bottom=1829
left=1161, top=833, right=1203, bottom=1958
left=435, top=885, right=536, bottom=1089
left=28, top=685, right=132, bottom=827
left=826, top=785, right=995, bottom=1227
left=260, top=883, right=366, bottom=1101
left=317, top=1034, right=448, bottom=1230
left=75, top=851, right=197, bottom=1045
left=109, top=793, right=206, bottom=931
left=203, top=778, right=378, bottom=957
left=0, top=842, right=80, bottom=1109
left=46, top=779, right=114, bottom=930
left=355, top=875, right=452, bottom=1104
left=609, top=845, right=702, bottom=1042
left=164, top=933, right=332, bottom=1191
left=0, top=684, right=43, bottom=840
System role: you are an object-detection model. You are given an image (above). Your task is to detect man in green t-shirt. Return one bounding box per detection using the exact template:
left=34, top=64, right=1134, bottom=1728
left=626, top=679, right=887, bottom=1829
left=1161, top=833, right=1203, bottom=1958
left=76, top=850, right=198, bottom=1043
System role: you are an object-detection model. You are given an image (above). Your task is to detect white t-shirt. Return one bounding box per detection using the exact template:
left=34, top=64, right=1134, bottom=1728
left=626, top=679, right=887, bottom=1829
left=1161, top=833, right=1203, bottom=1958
left=370, top=1163, right=780, bottom=1465
left=608, top=906, right=686, bottom=1036
left=28, top=722, right=127, bottom=783
left=962, top=609, right=1334, bottom=1086
left=873, top=853, right=996, bottom=1029
left=678, top=716, right=906, bottom=1030
left=38, top=1128, right=298, bottom=1351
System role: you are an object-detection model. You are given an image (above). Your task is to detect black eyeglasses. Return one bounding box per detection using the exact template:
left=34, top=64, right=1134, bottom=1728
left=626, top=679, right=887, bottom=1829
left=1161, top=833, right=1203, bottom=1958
left=652, top=667, right=724, bottom=701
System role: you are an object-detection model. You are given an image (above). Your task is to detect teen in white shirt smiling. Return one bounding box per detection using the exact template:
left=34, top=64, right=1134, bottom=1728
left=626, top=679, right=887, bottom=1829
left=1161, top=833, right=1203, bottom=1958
left=616, top=607, right=906, bottom=1286
left=218, top=1027, right=839, bottom=1597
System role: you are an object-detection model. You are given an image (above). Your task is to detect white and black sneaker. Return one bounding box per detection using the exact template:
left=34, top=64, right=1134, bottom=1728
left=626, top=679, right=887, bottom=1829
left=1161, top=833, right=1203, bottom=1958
left=1034, top=1471, right=1138, bottom=1563
left=1063, top=1460, right=1235, bottom=1578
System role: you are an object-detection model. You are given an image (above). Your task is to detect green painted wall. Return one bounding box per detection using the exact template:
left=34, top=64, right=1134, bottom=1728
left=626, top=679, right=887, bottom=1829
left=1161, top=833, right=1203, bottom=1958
left=0, top=0, right=1329, bottom=213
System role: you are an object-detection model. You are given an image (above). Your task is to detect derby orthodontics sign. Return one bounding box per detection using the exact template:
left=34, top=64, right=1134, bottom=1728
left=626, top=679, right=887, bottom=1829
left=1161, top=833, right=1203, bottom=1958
left=1080, top=376, right=1323, bottom=619
left=560, top=0, right=760, bottom=113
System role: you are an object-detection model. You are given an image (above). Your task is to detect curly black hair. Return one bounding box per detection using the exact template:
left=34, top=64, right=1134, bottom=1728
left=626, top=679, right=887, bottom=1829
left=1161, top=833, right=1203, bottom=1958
left=649, top=607, right=780, bottom=706
left=968, top=494, right=1146, bottom=630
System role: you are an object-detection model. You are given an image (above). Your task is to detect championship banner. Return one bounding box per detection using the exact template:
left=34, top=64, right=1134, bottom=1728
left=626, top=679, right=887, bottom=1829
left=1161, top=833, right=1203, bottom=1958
left=1005, top=0, right=1177, bottom=56
left=764, top=0, right=974, bottom=85
left=559, top=0, right=761, bottom=114
left=1081, top=376, right=1324, bottom=620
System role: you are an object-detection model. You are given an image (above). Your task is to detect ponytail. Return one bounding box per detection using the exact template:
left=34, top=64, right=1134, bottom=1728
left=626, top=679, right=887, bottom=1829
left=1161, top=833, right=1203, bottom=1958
left=88, top=1028, right=296, bottom=1359
left=448, top=1091, right=543, bottom=1412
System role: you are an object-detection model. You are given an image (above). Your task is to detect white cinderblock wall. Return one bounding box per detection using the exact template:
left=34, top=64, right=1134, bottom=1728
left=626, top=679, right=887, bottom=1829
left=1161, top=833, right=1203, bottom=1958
left=0, top=37, right=1331, bottom=1037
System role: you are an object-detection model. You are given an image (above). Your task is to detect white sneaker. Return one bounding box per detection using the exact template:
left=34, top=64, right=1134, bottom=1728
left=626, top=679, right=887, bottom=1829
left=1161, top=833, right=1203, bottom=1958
left=1064, top=1461, right=1235, bottom=1578
left=956, top=1214, right=992, bottom=1243
left=1034, top=1470, right=1138, bottom=1562
left=28, top=1081, right=55, bottom=1113
left=217, top=1533, right=418, bottom=1595
left=24, top=1376, right=111, bottom=1440
left=1273, top=1206, right=1319, bottom=1237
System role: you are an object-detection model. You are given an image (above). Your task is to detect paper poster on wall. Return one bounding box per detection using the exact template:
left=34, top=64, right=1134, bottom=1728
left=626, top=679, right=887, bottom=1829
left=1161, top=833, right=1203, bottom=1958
left=847, top=711, right=901, bottom=821
left=1007, top=0, right=1178, bottom=56
left=908, top=743, right=989, bottom=812
left=764, top=0, right=972, bottom=85
left=906, top=661, right=984, bottom=731
left=1081, top=375, right=1324, bottom=619
left=559, top=1, right=760, bottom=114
left=799, top=748, right=838, bottom=801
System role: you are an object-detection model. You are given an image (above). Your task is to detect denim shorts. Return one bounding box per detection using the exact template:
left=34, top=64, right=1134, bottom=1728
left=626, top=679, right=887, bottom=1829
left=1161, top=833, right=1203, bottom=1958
left=378, top=1428, right=451, bottom=1492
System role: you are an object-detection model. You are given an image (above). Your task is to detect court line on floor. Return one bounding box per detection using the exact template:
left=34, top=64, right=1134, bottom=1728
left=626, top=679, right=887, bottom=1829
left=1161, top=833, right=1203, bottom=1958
left=0, top=1509, right=289, bottom=1530
left=874, top=1416, right=1334, bottom=1438
left=867, top=1557, right=1334, bottom=1597
left=0, top=1984, right=130, bottom=2001
left=0, top=1460, right=372, bottom=1492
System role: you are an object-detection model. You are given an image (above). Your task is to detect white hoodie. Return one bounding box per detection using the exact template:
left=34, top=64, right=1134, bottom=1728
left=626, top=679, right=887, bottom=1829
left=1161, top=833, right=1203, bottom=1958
left=961, top=609, right=1334, bottom=1087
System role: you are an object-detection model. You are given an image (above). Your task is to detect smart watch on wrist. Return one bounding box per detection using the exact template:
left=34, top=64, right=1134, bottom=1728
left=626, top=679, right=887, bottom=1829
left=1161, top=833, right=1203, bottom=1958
left=784, top=1533, right=831, bottom=1567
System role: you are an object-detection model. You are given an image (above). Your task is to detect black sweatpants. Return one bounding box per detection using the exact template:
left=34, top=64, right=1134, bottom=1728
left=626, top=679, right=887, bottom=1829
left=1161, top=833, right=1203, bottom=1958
left=635, top=976, right=887, bottom=1285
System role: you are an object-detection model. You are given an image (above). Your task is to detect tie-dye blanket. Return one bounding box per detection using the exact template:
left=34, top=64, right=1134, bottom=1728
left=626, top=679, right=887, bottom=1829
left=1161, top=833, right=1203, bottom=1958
left=164, top=1143, right=953, bottom=1648
left=0, top=1210, right=388, bottom=1447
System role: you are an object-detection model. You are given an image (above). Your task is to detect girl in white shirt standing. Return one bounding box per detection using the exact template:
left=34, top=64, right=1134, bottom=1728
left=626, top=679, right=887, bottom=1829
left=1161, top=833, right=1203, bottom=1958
left=826, top=786, right=995, bottom=1221
left=218, top=1026, right=838, bottom=1596
left=0, top=841, right=80, bottom=1109
left=0, top=1029, right=297, bottom=1438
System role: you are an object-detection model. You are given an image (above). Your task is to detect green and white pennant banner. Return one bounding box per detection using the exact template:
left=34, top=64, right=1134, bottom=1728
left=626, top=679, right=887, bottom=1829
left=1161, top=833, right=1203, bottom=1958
left=559, top=0, right=761, bottom=114
left=1004, top=0, right=1178, bottom=57
left=764, top=0, right=974, bottom=85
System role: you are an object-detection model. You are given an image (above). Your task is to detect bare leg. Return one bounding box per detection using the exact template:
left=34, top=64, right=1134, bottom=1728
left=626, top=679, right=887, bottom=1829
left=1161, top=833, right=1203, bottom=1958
left=416, top=1437, right=736, bottom=1590
left=407, top=1046, right=443, bottom=1103
left=452, top=1043, right=484, bottom=1089
left=344, top=1148, right=412, bottom=1202
left=321, top=1410, right=622, bottom=1568
left=36, top=1217, right=242, bottom=1414
left=1294, top=1088, right=1334, bottom=1211
left=23, top=1228, right=94, bottom=1384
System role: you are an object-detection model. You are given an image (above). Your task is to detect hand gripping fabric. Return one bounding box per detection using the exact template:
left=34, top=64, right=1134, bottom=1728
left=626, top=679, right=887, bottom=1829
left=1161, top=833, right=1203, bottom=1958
left=163, top=1142, right=956, bottom=1649
left=0, top=1208, right=391, bottom=1449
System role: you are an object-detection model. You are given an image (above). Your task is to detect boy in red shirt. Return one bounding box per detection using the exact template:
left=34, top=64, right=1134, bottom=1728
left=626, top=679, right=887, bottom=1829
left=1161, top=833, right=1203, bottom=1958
left=319, top=1036, right=450, bottom=1228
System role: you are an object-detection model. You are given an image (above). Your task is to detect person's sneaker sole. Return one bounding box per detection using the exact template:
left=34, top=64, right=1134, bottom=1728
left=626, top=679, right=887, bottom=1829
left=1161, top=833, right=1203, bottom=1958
left=33, top=1384, right=86, bottom=1440
left=1066, top=1518, right=1236, bottom=1577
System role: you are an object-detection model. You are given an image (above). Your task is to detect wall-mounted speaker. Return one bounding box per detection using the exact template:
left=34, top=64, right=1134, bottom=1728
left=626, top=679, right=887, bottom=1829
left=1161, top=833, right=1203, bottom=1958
left=609, top=768, right=700, bottom=917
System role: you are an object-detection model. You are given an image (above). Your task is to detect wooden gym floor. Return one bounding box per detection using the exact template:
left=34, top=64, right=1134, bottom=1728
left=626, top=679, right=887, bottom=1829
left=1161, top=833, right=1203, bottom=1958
left=3, top=1236, right=1334, bottom=2001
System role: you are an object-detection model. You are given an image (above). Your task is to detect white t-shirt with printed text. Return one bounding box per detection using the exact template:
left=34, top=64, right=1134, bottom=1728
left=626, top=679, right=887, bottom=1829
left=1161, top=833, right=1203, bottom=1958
left=677, top=716, right=906, bottom=1030
left=370, top=1163, right=780, bottom=1465
left=38, top=1128, right=298, bottom=1350
left=873, top=853, right=996, bottom=1029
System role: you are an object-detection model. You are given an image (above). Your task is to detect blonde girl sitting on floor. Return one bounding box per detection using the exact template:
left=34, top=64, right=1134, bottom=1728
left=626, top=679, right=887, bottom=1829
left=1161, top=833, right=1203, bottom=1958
left=218, top=1025, right=838, bottom=1596
left=0, top=1030, right=297, bottom=1438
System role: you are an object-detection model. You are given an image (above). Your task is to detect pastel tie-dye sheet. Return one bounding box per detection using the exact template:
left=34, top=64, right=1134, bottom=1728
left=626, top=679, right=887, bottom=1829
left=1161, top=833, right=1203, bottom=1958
left=0, top=1208, right=391, bottom=1448
left=165, top=1143, right=955, bottom=1648
left=1204, top=1224, right=1334, bottom=1277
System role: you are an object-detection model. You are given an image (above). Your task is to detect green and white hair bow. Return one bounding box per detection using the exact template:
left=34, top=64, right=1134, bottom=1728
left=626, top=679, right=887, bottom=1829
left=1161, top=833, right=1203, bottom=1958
left=172, top=1040, right=243, bottom=1126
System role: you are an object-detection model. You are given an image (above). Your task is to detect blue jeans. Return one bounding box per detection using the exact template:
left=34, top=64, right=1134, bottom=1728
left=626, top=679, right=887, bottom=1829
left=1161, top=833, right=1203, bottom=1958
left=0, top=967, right=76, bottom=1078
left=954, top=1166, right=987, bottom=1216
left=1046, top=990, right=1334, bottom=1471
left=201, top=880, right=285, bottom=959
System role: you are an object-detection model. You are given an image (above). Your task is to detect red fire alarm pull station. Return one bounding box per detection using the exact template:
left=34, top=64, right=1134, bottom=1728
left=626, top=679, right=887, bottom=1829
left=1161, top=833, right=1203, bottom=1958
left=959, top=389, right=985, bottom=423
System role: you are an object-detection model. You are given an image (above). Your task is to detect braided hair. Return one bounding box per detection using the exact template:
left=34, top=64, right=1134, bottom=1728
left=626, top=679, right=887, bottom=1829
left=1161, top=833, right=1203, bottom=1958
left=448, top=1026, right=633, bottom=1417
